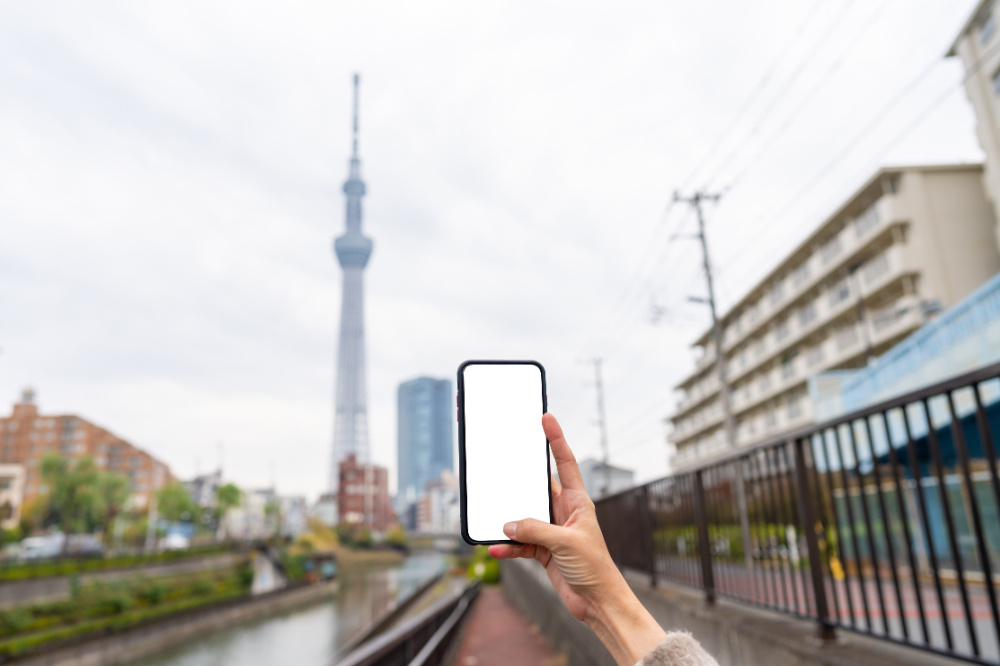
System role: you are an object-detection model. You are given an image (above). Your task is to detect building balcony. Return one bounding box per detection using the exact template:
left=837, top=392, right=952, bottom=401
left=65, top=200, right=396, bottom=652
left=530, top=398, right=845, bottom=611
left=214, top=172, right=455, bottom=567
left=669, top=407, right=724, bottom=446
left=719, top=195, right=902, bottom=354
left=675, top=375, right=721, bottom=415
left=725, top=245, right=912, bottom=388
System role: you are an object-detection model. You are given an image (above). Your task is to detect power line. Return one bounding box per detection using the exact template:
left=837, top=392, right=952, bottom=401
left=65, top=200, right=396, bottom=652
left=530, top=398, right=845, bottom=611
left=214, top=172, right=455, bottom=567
left=700, top=0, right=860, bottom=191
left=573, top=203, right=683, bottom=358
left=715, top=19, right=1000, bottom=281
left=679, top=0, right=825, bottom=189
left=717, top=0, right=895, bottom=191
left=582, top=209, right=695, bottom=361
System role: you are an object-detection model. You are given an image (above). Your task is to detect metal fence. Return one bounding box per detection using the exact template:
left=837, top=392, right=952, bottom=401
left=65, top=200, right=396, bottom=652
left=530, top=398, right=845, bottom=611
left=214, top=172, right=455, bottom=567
left=595, top=361, right=1000, bottom=665
left=336, top=582, right=480, bottom=666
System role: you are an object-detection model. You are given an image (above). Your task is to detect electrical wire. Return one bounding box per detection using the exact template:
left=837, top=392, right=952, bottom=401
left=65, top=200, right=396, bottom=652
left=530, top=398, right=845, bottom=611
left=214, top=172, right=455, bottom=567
left=700, top=0, right=861, bottom=191
left=678, top=0, right=826, bottom=190
left=716, top=0, right=895, bottom=191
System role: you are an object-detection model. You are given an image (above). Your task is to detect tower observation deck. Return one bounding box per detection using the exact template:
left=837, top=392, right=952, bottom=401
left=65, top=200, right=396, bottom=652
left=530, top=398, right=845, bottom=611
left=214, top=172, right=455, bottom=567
left=331, top=73, right=373, bottom=492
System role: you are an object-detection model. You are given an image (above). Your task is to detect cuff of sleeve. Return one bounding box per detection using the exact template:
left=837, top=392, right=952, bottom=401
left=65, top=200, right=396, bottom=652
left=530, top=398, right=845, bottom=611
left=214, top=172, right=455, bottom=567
left=634, top=631, right=719, bottom=666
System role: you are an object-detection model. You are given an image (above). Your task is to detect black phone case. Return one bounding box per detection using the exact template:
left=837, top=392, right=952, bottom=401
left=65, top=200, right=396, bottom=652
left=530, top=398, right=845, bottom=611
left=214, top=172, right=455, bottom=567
left=457, top=359, right=553, bottom=546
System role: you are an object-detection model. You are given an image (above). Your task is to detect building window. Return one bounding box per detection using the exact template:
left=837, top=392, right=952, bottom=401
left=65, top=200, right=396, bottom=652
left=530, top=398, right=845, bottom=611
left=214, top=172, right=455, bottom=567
left=861, top=252, right=891, bottom=285
left=855, top=203, right=879, bottom=237
left=828, top=278, right=851, bottom=307
left=820, top=235, right=842, bottom=264
left=798, top=301, right=817, bottom=327
left=758, top=371, right=771, bottom=392
left=774, top=318, right=790, bottom=342
left=781, top=352, right=798, bottom=380
left=768, top=279, right=785, bottom=306
left=982, top=13, right=997, bottom=44
left=791, top=262, right=810, bottom=288
left=872, top=305, right=904, bottom=333
left=787, top=394, right=803, bottom=420
left=806, top=346, right=824, bottom=367
left=836, top=326, right=859, bottom=351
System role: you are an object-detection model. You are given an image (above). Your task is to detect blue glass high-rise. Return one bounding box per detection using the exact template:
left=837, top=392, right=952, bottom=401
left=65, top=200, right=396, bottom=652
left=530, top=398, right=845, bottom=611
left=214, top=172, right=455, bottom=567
left=397, top=377, right=454, bottom=512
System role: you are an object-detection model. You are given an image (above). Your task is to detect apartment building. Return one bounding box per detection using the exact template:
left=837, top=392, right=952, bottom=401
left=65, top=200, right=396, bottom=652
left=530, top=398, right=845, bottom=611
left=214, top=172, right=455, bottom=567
left=337, top=453, right=395, bottom=533
left=0, top=389, right=174, bottom=508
left=951, top=0, right=1000, bottom=250
left=0, top=464, right=25, bottom=530
left=670, top=164, right=1000, bottom=469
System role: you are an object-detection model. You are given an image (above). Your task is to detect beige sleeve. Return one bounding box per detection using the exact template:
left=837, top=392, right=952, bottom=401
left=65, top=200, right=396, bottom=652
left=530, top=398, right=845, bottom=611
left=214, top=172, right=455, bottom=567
left=634, top=631, right=720, bottom=666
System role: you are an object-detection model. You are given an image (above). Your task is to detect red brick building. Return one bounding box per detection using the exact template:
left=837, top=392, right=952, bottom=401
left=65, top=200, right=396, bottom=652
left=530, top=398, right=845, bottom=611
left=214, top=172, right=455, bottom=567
left=337, top=453, right=394, bottom=532
left=0, top=389, right=174, bottom=509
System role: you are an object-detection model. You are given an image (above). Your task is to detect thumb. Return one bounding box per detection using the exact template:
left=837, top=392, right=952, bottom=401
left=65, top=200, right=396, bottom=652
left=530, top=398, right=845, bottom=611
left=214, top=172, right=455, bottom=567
left=505, top=518, right=562, bottom=549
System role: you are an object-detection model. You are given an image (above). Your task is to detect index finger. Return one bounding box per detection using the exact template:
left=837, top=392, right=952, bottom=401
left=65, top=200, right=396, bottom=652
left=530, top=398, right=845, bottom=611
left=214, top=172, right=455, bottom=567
left=542, top=413, right=586, bottom=493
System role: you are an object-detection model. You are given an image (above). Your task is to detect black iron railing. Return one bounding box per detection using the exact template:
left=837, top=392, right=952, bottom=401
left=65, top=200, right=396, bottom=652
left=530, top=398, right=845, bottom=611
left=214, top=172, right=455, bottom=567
left=335, top=582, right=480, bottom=666
left=596, top=361, right=1000, bottom=665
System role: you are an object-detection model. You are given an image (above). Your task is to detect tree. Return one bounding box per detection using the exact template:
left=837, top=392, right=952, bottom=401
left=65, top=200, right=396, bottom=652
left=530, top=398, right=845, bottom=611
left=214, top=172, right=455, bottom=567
left=264, top=499, right=281, bottom=537
left=40, top=454, right=100, bottom=538
left=94, top=472, right=131, bottom=544
left=38, top=455, right=133, bottom=548
left=215, top=483, right=242, bottom=534
left=155, top=482, right=196, bottom=523
left=215, top=483, right=242, bottom=517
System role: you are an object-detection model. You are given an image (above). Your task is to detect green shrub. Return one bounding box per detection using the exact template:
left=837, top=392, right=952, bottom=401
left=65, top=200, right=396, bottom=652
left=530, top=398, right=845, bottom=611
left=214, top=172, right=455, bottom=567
left=236, top=565, right=254, bottom=589
left=140, top=584, right=166, bottom=605
left=466, top=546, right=500, bottom=584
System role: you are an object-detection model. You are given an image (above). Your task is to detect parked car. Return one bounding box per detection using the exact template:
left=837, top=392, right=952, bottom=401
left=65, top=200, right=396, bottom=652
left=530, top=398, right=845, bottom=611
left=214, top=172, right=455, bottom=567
left=20, top=533, right=105, bottom=560
left=160, top=533, right=190, bottom=551
left=20, top=534, right=64, bottom=560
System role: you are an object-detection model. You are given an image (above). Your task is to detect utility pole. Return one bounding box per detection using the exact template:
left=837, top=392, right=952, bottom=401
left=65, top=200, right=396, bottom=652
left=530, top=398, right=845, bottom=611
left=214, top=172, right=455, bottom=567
left=591, top=358, right=612, bottom=497
left=673, top=190, right=752, bottom=568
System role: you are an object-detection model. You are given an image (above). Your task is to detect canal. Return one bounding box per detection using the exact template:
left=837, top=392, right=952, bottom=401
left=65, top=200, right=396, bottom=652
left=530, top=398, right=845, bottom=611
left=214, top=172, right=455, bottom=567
left=132, top=552, right=447, bottom=666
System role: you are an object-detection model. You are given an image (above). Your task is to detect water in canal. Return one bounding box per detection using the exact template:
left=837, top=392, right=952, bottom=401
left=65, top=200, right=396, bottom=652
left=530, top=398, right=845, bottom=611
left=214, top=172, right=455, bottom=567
left=133, top=552, right=446, bottom=666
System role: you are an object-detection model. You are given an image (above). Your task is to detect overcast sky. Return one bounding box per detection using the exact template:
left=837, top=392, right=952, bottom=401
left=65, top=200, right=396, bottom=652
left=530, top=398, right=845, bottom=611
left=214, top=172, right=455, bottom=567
left=0, top=0, right=985, bottom=499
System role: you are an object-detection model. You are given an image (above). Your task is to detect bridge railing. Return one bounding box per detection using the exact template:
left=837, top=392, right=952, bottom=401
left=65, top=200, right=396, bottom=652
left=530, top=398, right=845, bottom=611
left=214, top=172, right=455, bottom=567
left=335, top=581, right=480, bottom=666
left=596, top=360, right=1000, bottom=665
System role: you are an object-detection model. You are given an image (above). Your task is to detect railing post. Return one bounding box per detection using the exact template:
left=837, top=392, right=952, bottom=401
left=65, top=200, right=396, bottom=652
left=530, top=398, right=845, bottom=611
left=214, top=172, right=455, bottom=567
left=792, top=437, right=836, bottom=642
left=693, top=471, right=715, bottom=605
left=639, top=484, right=657, bottom=587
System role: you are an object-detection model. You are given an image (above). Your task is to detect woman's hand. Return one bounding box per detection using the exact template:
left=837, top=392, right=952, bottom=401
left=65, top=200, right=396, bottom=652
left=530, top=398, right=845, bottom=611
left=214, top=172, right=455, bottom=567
left=488, top=413, right=666, bottom=666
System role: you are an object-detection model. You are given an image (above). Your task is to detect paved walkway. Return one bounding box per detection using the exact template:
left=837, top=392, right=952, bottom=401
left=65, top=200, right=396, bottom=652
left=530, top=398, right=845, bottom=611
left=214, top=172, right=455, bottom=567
left=453, top=586, right=563, bottom=666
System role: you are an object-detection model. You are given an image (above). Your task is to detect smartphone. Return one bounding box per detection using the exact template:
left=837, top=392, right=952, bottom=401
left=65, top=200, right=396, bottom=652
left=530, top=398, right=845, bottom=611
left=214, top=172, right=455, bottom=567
left=457, top=360, right=552, bottom=545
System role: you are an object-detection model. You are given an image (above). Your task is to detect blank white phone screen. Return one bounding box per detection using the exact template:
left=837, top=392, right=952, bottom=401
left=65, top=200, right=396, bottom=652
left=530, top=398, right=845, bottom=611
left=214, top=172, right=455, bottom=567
left=462, top=363, right=550, bottom=543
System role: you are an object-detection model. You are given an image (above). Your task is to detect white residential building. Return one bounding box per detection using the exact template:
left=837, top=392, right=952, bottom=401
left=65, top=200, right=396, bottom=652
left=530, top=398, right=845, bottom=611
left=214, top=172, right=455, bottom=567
left=0, top=464, right=25, bottom=530
left=670, top=164, right=1000, bottom=470
left=951, top=0, right=1000, bottom=251
left=577, top=459, right=634, bottom=498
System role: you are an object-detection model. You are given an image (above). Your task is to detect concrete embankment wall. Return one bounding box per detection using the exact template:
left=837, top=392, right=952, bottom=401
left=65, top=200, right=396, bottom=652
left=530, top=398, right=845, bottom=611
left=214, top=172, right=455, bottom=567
left=11, top=581, right=337, bottom=666
left=0, top=554, right=241, bottom=609
left=501, top=559, right=960, bottom=666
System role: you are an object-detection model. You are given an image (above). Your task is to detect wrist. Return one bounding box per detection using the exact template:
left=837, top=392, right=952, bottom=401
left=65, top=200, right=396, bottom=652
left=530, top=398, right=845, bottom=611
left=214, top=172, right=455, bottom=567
left=584, top=575, right=666, bottom=666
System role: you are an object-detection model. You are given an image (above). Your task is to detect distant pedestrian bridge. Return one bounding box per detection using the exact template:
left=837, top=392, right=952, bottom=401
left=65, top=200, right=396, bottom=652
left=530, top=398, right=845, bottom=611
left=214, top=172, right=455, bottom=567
left=406, top=532, right=467, bottom=553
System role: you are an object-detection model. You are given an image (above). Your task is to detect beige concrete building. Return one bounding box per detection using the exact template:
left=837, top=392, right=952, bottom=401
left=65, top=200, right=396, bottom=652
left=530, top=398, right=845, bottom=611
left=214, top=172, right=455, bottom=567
left=670, top=164, right=1000, bottom=470
left=0, top=464, right=25, bottom=530
left=951, top=0, right=1000, bottom=251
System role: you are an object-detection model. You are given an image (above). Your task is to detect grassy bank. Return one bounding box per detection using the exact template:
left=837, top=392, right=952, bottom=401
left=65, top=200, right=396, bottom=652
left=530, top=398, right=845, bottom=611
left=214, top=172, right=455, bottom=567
left=0, top=544, right=235, bottom=582
left=0, top=562, right=253, bottom=661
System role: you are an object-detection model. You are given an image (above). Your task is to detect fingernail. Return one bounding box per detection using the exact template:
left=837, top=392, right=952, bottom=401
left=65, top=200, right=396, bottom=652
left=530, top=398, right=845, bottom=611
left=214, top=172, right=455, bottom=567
left=503, top=522, right=517, bottom=538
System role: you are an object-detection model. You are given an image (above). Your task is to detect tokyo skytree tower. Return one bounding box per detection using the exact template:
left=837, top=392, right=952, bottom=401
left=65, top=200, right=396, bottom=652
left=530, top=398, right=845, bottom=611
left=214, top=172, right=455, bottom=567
left=330, top=73, right=373, bottom=492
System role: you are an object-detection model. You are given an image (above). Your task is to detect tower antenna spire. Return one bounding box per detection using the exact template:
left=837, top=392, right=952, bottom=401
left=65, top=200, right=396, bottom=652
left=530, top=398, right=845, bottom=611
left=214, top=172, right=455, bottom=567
left=352, top=73, right=360, bottom=158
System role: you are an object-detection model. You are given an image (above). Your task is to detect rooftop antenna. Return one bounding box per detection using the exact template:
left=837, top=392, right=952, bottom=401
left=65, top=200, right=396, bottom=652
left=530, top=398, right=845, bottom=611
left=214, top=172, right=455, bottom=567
left=352, top=73, right=360, bottom=158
